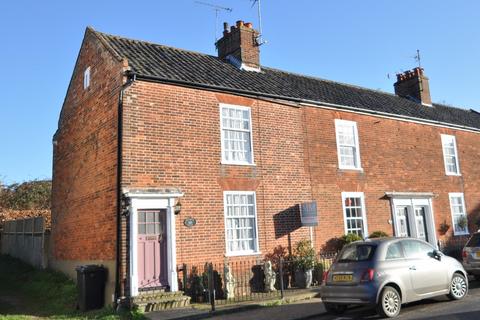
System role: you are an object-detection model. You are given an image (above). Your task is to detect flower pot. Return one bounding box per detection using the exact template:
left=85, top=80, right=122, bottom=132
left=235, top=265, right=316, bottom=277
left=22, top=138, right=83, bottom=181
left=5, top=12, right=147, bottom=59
left=295, top=269, right=313, bottom=288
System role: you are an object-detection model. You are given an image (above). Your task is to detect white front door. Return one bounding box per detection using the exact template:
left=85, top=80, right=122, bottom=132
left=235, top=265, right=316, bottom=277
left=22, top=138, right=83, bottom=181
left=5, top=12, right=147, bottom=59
left=392, top=198, right=437, bottom=247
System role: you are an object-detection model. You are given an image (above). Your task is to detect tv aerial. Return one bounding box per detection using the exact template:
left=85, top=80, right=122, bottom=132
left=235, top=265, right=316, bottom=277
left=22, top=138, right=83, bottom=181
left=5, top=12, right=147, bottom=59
left=250, top=0, right=266, bottom=45
left=195, top=1, right=233, bottom=43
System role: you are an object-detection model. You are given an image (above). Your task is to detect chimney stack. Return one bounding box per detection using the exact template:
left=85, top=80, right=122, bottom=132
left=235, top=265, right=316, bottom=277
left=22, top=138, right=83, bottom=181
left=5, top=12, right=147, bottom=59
left=216, top=20, right=260, bottom=71
left=394, top=67, right=432, bottom=106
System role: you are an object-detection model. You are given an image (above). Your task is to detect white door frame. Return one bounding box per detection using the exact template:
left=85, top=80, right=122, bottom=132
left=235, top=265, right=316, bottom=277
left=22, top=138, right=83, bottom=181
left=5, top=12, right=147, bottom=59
left=386, top=193, right=438, bottom=248
left=125, top=190, right=183, bottom=297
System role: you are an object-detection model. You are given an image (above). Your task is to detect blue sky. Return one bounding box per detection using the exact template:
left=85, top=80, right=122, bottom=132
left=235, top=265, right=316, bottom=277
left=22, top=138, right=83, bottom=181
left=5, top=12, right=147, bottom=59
left=1, top=0, right=479, bottom=183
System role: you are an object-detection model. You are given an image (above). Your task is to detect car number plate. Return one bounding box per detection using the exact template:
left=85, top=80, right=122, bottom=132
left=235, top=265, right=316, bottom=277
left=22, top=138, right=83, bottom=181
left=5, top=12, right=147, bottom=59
left=333, top=274, right=353, bottom=282
left=476, top=251, right=480, bottom=258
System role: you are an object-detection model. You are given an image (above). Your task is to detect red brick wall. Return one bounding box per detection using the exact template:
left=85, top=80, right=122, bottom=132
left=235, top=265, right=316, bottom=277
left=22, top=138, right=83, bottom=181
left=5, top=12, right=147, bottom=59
left=51, top=29, right=124, bottom=261
left=122, top=81, right=480, bottom=267
left=304, top=107, right=480, bottom=247
left=122, top=82, right=312, bottom=265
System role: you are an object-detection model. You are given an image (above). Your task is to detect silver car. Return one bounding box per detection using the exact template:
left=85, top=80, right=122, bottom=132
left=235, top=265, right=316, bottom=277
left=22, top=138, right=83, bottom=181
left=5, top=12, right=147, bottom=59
left=320, top=237, right=468, bottom=318
left=462, top=231, right=480, bottom=280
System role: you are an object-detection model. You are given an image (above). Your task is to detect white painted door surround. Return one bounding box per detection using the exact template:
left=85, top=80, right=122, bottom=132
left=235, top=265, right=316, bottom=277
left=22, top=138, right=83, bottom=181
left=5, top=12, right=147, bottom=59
left=124, top=189, right=183, bottom=297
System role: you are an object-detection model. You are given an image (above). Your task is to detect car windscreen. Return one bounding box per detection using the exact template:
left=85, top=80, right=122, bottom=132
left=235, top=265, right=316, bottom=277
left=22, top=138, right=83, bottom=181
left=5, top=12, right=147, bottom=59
left=466, top=233, right=480, bottom=247
left=337, top=244, right=376, bottom=262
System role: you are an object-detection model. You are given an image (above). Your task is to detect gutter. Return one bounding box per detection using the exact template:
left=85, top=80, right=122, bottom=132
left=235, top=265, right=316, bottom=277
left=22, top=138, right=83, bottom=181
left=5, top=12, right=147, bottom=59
left=115, top=72, right=135, bottom=308
left=133, top=73, right=480, bottom=134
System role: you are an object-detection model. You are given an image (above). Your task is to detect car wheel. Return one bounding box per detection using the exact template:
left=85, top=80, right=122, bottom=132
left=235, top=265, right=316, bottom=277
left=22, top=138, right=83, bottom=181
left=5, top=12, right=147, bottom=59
left=324, top=302, right=347, bottom=315
left=448, top=273, right=468, bottom=300
left=377, top=286, right=401, bottom=318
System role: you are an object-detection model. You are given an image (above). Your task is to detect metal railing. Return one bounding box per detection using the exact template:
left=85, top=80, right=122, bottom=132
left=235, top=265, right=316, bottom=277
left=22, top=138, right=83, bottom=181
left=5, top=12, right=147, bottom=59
left=178, top=252, right=337, bottom=310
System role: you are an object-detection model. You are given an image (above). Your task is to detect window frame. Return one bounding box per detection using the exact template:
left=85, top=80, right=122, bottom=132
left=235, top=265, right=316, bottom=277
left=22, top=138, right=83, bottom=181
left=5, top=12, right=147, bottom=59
left=83, top=66, right=91, bottom=89
left=441, top=134, right=461, bottom=176
left=223, top=191, right=260, bottom=256
left=335, top=119, right=362, bottom=170
left=449, top=192, right=469, bottom=236
left=219, top=103, right=255, bottom=166
left=341, top=192, right=368, bottom=237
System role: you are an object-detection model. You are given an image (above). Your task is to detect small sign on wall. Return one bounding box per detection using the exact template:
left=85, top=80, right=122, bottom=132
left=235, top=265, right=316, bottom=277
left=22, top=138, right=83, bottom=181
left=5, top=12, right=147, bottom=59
left=300, top=202, right=318, bottom=226
left=184, top=217, right=196, bottom=228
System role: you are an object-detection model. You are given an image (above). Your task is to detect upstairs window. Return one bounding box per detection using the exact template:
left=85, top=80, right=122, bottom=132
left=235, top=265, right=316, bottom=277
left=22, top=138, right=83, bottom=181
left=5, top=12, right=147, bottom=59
left=342, top=192, right=368, bottom=237
left=449, top=193, right=468, bottom=236
left=83, top=66, right=91, bottom=89
left=335, top=119, right=361, bottom=170
left=441, top=134, right=460, bottom=175
left=220, top=104, right=254, bottom=165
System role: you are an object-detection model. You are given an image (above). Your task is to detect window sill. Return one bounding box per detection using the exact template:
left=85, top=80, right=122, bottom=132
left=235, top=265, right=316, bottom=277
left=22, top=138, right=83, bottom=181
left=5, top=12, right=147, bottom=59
left=225, top=251, right=262, bottom=257
left=338, top=167, right=363, bottom=172
left=221, top=161, right=257, bottom=167
left=453, top=232, right=469, bottom=237
left=446, top=173, right=462, bottom=177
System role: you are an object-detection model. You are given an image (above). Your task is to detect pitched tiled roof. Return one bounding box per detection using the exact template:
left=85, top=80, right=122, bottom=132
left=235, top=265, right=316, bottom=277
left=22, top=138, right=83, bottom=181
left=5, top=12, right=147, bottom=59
left=93, top=29, right=480, bottom=130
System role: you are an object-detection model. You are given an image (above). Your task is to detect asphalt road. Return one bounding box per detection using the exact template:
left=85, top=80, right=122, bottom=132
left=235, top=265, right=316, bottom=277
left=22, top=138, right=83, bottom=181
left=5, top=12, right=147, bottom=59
left=311, top=277, right=480, bottom=320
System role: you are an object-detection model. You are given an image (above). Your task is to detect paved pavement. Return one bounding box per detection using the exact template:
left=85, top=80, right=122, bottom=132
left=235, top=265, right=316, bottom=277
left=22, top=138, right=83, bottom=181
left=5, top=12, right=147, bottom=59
left=207, top=298, right=324, bottom=320
left=302, top=278, right=480, bottom=320
left=148, top=278, right=480, bottom=320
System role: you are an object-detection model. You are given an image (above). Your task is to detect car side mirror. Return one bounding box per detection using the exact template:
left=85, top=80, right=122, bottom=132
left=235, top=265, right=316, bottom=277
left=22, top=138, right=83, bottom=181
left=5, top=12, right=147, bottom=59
left=432, top=249, right=442, bottom=261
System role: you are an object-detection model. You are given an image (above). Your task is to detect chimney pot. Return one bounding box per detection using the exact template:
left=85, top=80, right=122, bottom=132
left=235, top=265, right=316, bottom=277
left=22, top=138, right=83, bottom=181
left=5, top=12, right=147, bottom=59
left=245, top=22, right=253, bottom=28
left=223, top=22, right=229, bottom=31
left=236, top=20, right=244, bottom=27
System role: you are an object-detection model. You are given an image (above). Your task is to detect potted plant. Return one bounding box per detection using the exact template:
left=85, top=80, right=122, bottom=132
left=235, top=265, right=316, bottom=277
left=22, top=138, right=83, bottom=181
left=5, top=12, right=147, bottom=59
left=292, top=240, right=316, bottom=288
left=439, top=220, right=450, bottom=235
left=457, top=215, right=468, bottom=232
left=368, top=231, right=389, bottom=238
left=312, top=260, right=324, bottom=286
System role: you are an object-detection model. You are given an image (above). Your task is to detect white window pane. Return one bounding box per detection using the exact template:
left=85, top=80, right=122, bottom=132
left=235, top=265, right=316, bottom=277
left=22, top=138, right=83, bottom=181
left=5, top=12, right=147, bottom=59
left=225, top=192, right=257, bottom=253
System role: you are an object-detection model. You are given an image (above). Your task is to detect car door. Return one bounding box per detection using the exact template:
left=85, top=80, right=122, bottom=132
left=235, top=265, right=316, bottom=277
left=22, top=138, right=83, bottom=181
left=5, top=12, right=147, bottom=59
left=402, top=240, right=449, bottom=295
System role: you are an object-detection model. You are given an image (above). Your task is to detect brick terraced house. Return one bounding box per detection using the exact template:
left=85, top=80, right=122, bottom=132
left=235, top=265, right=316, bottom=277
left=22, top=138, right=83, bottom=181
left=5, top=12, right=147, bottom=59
left=51, top=21, right=480, bottom=306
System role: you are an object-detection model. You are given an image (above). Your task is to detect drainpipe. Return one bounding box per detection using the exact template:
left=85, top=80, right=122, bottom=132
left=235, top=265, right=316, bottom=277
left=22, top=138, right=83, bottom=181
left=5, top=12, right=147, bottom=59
left=115, top=72, right=135, bottom=309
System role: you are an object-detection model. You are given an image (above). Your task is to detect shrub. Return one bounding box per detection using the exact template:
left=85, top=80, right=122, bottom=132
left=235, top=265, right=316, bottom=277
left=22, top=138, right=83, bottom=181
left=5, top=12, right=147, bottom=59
left=368, top=231, right=389, bottom=238
left=322, top=233, right=362, bottom=252
left=0, top=180, right=51, bottom=210
left=341, top=233, right=362, bottom=243
left=292, top=240, right=316, bottom=271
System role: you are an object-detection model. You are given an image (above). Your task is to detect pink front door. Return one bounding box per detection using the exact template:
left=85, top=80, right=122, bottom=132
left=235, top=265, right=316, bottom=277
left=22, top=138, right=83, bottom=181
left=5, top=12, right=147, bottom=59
left=137, top=209, right=168, bottom=290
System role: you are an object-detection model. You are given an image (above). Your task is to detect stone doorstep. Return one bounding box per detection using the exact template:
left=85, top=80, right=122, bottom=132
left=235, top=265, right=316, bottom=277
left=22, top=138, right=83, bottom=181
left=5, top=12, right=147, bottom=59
left=133, top=291, right=191, bottom=312
left=135, top=291, right=186, bottom=300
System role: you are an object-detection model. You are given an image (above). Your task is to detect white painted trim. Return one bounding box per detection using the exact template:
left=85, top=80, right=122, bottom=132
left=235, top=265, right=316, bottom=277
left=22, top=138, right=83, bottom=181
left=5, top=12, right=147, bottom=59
left=335, top=119, right=362, bottom=171
left=385, top=192, right=435, bottom=199
left=441, top=134, right=461, bottom=176
left=83, top=66, right=91, bottom=89
left=341, top=192, right=368, bottom=236
left=127, top=194, right=181, bottom=297
left=390, top=197, right=438, bottom=247
left=219, top=103, right=255, bottom=166
left=223, top=191, right=260, bottom=256
left=448, top=192, right=469, bottom=236
left=428, top=198, right=439, bottom=249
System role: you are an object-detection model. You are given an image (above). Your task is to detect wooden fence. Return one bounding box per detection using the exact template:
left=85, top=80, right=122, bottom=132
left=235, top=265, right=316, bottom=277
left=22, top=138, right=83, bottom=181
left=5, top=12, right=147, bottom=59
left=0, top=217, right=49, bottom=268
